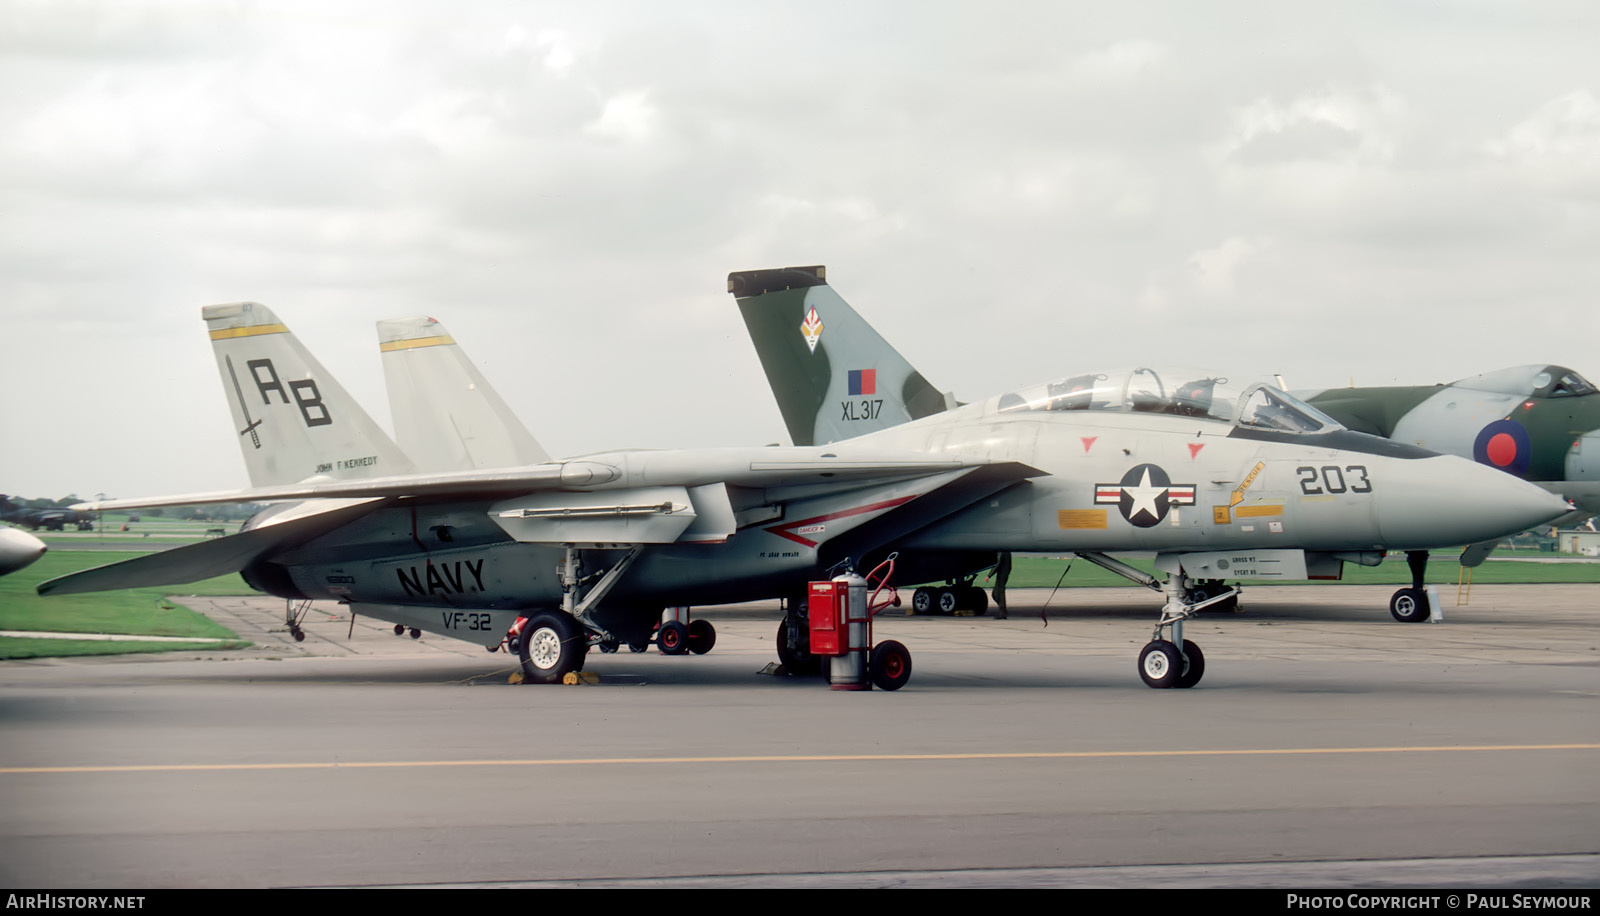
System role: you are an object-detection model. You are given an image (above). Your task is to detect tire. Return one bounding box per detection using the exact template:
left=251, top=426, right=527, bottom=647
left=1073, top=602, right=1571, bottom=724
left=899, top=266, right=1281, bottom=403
left=1138, top=640, right=1183, bottom=689
left=517, top=611, right=588, bottom=684
left=1389, top=587, right=1430, bottom=623
left=688, top=619, right=717, bottom=655
left=936, top=588, right=959, bottom=614
left=870, top=640, right=913, bottom=691
left=912, top=588, right=933, bottom=614
left=1176, top=639, right=1206, bottom=689
left=658, top=620, right=689, bottom=655
left=627, top=641, right=649, bottom=654
left=775, top=619, right=821, bottom=676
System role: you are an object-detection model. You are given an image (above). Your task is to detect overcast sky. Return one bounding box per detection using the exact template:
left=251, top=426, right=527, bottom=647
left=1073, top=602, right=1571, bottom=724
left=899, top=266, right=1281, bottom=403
left=2, top=0, right=1597, bottom=500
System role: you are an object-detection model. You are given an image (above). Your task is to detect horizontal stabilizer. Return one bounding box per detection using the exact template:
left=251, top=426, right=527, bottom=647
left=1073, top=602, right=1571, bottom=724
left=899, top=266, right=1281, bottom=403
left=37, top=500, right=381, bottom=596
left=69, top=463, right=594, bottom=511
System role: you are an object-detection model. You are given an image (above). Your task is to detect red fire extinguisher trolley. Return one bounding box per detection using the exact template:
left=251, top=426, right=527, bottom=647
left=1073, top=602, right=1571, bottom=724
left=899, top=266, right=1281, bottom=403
left=806, top=555, right=912, bottom=691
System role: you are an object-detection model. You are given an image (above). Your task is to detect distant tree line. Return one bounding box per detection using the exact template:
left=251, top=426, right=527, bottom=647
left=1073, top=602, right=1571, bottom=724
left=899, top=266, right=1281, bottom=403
left=3, top=495, right=264, bottom=523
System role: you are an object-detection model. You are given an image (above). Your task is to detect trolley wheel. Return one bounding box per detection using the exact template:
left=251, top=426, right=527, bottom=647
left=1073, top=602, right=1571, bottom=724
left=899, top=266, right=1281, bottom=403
left=1138, top=640, right=1183, bottom=689
left=516, top=611, right=588, bottom=684
left=658, top=620, right=689, bottom=655
left=687, top=619, right=717, bottom=655
left=1176, top=639, right=1206, bottom=689
left=408, top=628, right=422, bottom=640
left=394, top=624, right=406, bottom=636
left=627, top=641, right=649, bottom=654
left=598, top=640, right=619, bottom=654
left=869, top=640, right=913, bottom=691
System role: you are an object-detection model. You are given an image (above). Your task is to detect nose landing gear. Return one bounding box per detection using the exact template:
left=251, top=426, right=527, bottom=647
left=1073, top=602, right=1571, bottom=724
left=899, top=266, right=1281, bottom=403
left=1389, top=550, right=1433, bottom=623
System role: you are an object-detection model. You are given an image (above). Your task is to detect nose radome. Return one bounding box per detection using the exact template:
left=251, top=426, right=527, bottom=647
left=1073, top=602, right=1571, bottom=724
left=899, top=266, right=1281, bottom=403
left=1375, top=455, right=1572, bottom=549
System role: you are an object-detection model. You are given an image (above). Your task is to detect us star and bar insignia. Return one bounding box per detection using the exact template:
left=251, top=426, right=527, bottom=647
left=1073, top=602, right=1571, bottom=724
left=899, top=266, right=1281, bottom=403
left=1095, top=464, right=1195, bottom=528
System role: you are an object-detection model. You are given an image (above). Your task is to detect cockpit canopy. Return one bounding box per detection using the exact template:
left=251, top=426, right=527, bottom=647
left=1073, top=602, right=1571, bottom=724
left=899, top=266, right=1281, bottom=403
left=997, top=366, right=1343, bottom=434
left=1453, top=364, right=1595, bottom=399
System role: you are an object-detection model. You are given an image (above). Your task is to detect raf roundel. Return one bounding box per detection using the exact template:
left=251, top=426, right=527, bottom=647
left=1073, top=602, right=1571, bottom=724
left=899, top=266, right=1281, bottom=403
left=1472, top=419, right=1531, bottom=477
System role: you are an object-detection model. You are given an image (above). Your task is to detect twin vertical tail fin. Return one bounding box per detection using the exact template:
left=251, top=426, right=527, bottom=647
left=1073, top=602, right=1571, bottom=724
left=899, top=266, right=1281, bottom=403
left=377, top=317, right=549, bottom=472
left=204, top=302, right=414, bottom=487
left=728, top=265, right=953, bottom=446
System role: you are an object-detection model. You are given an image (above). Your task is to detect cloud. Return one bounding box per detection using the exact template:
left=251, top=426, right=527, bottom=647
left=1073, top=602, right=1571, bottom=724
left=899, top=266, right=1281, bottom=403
left=586, top=89, right=659, bottom=143
left=1071, top=40, right=1168, bottom=83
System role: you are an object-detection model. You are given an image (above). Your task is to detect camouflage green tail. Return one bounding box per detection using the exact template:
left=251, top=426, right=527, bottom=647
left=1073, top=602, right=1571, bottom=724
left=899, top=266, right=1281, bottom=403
left=729, top=265, right=951, bottom=446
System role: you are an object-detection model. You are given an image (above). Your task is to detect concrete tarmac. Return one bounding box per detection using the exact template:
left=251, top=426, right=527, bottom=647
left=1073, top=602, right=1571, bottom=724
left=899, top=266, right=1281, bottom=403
left=0, top=584, right=1595, bottom=889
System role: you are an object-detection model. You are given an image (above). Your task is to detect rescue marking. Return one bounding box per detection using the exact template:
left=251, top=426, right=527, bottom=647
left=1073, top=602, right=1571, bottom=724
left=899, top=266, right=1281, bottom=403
left=1229, top=461, right=1266, bottom=508
left=7, top=743, right=1594, bottom=775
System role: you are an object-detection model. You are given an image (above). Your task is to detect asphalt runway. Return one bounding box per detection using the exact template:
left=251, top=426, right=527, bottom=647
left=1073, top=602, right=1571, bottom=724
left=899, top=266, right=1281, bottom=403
left=1, top=584, right=1596, bottom=889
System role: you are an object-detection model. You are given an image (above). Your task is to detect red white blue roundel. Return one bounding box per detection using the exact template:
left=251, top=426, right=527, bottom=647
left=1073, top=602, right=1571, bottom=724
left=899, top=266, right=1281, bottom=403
left=1095, top=464, right=1196, bottom=528
left=1472, top=419, right=1531, bottom=477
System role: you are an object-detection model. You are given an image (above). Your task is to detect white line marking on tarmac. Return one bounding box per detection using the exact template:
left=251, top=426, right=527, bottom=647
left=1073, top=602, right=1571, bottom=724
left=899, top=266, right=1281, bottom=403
left=4, top=743, right=1596, bottom=775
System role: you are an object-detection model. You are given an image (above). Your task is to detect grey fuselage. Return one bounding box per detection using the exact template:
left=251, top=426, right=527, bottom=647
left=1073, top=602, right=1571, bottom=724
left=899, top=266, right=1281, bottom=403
left=247, top=391, right=1564, bottom=646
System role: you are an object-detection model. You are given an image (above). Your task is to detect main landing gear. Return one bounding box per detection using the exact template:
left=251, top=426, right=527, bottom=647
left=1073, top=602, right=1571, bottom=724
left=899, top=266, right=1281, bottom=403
left=507, top=547, right=724, bottom=684
left=910, top=582, right=988, bottom=615
left=1389, top=550, right=1432, bottom=623
left=511, top=611, right=588, bottom=684
left=1077, top=552, right=1237, bottom=689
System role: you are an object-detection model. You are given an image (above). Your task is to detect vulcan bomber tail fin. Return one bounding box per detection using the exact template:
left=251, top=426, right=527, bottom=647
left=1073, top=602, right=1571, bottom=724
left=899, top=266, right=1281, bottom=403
left=378, top=317, right=550, bottom=472
left=728, top=266, right=954, bottom=447
left=204, top=302, right=414, bottom=487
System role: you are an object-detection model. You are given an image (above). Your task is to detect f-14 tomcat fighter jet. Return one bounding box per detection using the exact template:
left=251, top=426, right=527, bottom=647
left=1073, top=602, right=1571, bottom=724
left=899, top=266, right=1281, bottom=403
left=730, top=267, right=1583, bottom=628
left=41, top=287, right=1568, bottom=688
